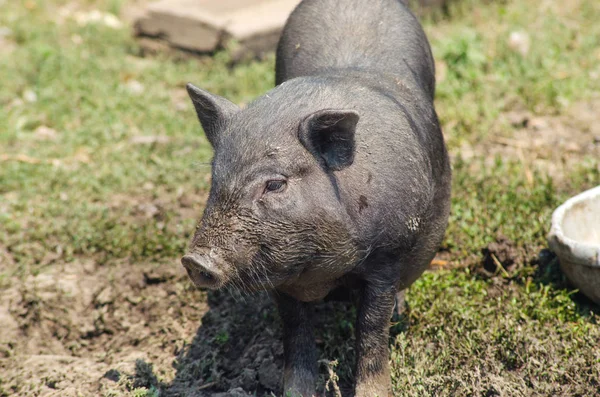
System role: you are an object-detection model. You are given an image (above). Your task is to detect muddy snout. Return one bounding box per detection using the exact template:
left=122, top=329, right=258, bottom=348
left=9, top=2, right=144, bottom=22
left=181, top=249, right=226, bottom=289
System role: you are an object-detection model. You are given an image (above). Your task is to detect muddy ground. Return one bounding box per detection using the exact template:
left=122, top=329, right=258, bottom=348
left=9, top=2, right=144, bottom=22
left=0, top=253, right=359, bottom=396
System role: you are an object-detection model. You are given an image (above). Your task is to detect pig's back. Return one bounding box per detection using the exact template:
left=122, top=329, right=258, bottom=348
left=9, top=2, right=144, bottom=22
left=275, top=0, right=435, bottom=99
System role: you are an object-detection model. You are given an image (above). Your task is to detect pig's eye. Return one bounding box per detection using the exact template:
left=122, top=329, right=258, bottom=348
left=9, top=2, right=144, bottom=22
left=264, top=179, right=287, bottom=194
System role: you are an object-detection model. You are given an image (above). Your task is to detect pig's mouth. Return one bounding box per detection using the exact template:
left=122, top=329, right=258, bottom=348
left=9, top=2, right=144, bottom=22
left=233, top=262, right=303, bottom=293
left=185, top=267, right=224, bottom=289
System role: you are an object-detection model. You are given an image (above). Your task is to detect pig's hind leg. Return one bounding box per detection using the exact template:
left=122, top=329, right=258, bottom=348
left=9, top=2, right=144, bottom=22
left=275, top=292, right=318, bottom=397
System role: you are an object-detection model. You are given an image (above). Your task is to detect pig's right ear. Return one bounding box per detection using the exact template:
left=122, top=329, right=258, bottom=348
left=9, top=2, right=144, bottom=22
left=186, top=83, right=240, bottom=147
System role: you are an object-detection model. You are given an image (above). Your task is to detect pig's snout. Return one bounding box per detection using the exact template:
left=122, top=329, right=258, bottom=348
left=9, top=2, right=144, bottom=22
left=181, top=249, right=225, bottom=289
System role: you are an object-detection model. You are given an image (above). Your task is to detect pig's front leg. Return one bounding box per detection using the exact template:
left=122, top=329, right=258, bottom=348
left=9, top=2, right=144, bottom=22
left=354, top=282, right=396, bottom=397
left=275, top=292, right=317, bottom=397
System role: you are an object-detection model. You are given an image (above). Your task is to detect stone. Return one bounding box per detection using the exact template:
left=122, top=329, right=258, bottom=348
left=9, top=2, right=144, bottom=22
left=134, top=0, right=300, bottom=55
left=23, top=89, right=37, bottom=103
left=508, top=31, right=531, bottom=57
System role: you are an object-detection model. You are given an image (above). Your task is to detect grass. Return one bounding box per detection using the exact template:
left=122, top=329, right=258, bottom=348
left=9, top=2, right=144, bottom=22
left=430, top=0, right=600, bottom=146
left=0, top=0, right=274, bottom=274
left=0, top=0, right=599, bottom=395
left=394, top=269, right=599, bottom=395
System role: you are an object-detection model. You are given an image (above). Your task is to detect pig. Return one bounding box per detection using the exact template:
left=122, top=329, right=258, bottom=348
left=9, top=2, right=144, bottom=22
left=181, top=0, right=451, bottom=395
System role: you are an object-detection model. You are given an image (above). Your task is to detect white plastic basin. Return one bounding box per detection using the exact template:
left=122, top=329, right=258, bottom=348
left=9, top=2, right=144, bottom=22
left=548, top=185, right=600, bottom=305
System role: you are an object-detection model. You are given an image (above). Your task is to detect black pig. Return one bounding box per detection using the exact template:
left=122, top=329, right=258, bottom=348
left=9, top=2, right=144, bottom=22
left=181, top=0, right=451, bottom=395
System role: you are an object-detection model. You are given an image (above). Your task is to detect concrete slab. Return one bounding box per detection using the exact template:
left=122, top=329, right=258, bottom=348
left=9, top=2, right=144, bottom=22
left=134, top=0, right=300, bottom=55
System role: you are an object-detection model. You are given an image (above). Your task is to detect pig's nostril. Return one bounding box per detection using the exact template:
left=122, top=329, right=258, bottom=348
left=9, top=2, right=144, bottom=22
left=181, top=254, right=221, bottom=287
left=200, top=270, right=214, bottom=281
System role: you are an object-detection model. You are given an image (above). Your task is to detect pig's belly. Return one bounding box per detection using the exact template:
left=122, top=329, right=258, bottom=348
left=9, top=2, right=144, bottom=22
left=277, top=272, right=363, bottom=302
left=277, top=279, right=341, bottom=302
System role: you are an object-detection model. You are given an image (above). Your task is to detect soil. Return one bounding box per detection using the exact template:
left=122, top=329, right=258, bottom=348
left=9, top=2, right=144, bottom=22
left=0, top=248, right=359, bottom=397
left=453, top=98, right=600, bottom=184
left=0, top=259, right=200, bottom=396
left=481, top=235, right=527, bottom=275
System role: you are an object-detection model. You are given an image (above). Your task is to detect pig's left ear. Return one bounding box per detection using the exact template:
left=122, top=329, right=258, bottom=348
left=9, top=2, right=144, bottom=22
left=299, top=109, right=360, bottom=171
left=186, top=83, right=240, bottom=148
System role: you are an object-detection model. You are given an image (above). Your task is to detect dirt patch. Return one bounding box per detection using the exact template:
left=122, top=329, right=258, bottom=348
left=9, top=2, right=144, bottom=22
left=158, top=291, right=284, bottom=396
left=0, top=255, right=359, bottom=396
left=471, top=238, right=588, bottom=306
left=163, top=292, right=359, bottom=396
left=0, top=259, right=207, bottom=396
left=454, top=234, right=539, bottom=299
left=452, top=98, right=600, bottom=183
left=480, top=235, right=526, bottom=276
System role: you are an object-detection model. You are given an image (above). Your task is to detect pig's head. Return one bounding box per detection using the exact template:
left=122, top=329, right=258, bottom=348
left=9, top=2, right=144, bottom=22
left=181, top=83, right=362, bottom=293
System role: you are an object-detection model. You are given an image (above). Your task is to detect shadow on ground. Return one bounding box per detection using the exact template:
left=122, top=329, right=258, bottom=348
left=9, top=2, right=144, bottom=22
left=533, top=249, right=600, bottom=317
left=131, top=290, right=364, bottom=396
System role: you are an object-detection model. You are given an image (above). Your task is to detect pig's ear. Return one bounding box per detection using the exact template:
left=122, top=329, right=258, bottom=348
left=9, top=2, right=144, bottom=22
left=186, top=83, right=240, bottom=147
left=299, top=109, right=360, bottom=171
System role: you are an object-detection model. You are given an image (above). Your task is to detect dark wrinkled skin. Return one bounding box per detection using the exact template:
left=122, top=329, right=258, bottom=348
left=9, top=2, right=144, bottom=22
left=182, top=0, right=451, bottom=396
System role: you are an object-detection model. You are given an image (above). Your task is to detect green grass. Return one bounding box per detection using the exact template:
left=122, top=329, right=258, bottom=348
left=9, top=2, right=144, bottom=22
left=430, top=0, right=600, bottom=147
left=1, top=0, right=599, bottom=395
left=0, top=0, right=274, bottom=274
left=394, top=269, right=599, bottom=395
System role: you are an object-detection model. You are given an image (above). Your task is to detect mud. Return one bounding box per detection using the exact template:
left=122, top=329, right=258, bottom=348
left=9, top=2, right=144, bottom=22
left=0, top=259, right=202, bottom=396
left=481, top=235, right=526, bottom=275
left=0, top=256, right=359, bottom=396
